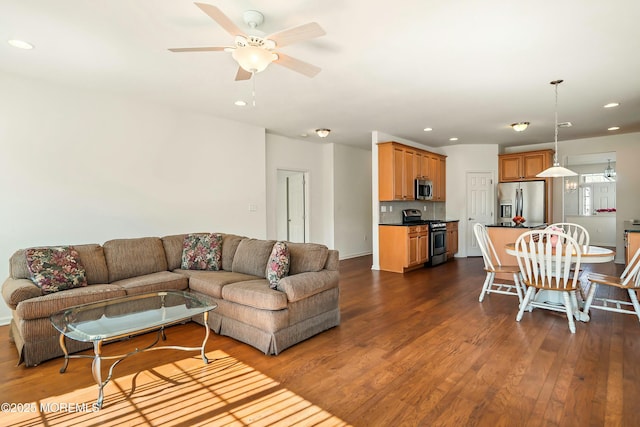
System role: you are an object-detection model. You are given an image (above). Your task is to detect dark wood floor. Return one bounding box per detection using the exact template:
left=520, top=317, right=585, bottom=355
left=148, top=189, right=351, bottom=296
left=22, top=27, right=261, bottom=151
left=1, top=256, right=638, bottom=426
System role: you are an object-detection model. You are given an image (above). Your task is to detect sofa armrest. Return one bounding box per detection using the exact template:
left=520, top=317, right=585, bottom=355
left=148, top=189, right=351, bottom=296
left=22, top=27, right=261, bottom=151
left=2, top=278, right=42, bottom=309
left=277, top=270, right=339, bottom=303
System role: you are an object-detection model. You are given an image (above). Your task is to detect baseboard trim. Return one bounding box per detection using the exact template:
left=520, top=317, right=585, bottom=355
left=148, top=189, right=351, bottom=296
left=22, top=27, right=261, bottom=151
left=339, top=251, right=372, bottom=260
left=0, top=316, right=11, bottom=326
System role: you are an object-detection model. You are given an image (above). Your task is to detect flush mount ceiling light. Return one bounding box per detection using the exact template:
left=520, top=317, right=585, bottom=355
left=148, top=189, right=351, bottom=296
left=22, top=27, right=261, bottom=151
left=7, top=39, right=33, bottom=49
left=315, top=128, right=330, bottom=138
left=536, top=80, right=577, bottom=178
left=511, top=122, right=530, bottom=132
left=604, top=159, right=616, bottom=179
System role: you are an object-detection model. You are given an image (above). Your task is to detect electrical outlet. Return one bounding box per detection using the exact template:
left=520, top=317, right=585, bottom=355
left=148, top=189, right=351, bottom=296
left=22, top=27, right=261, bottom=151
left=389, top=206, right=393, bottom=212
left=381, top=206, right=387, bottom=213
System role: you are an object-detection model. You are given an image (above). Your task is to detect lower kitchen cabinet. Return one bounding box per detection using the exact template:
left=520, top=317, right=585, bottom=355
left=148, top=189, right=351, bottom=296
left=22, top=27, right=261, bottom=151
left=379, top=225, right=429, bottom=273
left=626, top=231, right=640, bottom=265
left=446, top=221, right=459, bottom=259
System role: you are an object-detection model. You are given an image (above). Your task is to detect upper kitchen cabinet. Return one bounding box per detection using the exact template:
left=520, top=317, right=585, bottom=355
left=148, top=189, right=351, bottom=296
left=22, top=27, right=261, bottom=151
left=498, top=150, right=553, bottom=182
left=379, top=142, right=416, bottom=201
left=378, top=141, right=447, bottom=201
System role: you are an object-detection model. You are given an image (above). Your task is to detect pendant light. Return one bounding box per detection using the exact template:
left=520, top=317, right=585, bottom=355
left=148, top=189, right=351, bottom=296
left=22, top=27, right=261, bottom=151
left=604, top=159, right=616, bottom=178
left=536, top=80, right=577, bottom=178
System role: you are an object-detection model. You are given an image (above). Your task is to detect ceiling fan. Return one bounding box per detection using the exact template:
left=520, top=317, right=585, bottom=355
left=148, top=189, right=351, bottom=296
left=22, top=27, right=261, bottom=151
left=169, top=2, right=326, bottom=81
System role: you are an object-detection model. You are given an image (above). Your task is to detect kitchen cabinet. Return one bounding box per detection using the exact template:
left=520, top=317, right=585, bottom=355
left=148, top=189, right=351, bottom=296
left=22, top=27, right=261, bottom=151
left=379, top=142, right=416, bottom=201
left=379, top=225, right=429, bottom=273
left=378, top=141, right=446, bottom=201
left=626, top=231, right=640, bottom=265
left=446, top=222, right=458, bottom=259
left=498, top=150, right=553, bottom=182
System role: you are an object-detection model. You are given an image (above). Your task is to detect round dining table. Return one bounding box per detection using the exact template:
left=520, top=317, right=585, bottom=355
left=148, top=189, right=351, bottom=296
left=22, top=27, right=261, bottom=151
left=504, top=243, right=615, bottom=322
left=504, top=243, right=615, bottom=263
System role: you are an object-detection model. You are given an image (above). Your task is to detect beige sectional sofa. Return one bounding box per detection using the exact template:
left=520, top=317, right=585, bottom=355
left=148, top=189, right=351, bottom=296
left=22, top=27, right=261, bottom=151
left=1, top=234, right=340, bottom=367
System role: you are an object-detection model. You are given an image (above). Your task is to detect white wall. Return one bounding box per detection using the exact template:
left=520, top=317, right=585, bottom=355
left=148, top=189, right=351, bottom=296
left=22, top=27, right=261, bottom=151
left=333, top=144, right=372, bottom=259
left=265, top=134, right=332, bottom=247
left=553, top=132, right=640, bottom=263
left=265, top=135, right=372, bottom=259
left=441, top=144, right=500, bottom=257
left=0, top=71, right=267, bottom=323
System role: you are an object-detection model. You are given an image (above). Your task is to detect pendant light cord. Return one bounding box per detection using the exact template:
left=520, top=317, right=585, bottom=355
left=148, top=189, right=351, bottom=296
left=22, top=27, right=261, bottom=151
left=551, top=79, right=563, bottom=166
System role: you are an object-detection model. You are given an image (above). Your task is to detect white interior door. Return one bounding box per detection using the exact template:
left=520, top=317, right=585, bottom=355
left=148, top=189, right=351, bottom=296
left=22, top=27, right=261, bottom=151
left=276, top=170, right=307, bottom=243
left=287, top=173, right=306, bottom=242
left=467, top=172, right=494, bottom=256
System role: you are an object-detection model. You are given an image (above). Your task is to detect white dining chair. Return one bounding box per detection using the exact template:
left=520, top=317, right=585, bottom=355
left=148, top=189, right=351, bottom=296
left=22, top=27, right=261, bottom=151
left=546, top=223, right=590, bottom=246
left=514, top=229, right=582, bottom=333
left=473, top=223, right=523, bottom=303
left=546, top=222, right=590, bottom=297
left=583, top=248, right=640, bottom=322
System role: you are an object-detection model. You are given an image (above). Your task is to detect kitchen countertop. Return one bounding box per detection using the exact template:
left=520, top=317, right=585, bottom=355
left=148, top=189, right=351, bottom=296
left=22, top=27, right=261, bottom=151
left=487, top=223, right=547, bottom=229
left=379, top=219, right=459, bottom=226
left=624, top=221, right=640, bottom=232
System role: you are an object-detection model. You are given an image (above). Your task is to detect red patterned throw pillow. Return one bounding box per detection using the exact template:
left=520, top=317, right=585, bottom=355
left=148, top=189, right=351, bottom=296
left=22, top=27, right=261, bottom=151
left=266, top=241, right=290, bottom=289
left=25, top=246, right=88, bottom=294
left=181, top=233, right=223, bottom=270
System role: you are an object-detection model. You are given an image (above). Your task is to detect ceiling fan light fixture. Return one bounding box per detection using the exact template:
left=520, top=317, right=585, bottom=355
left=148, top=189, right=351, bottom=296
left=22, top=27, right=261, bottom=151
left=536, top=79, right=577, bottom=178
left=511, top=122, right=530, bottom=132
left=315, top=128, right=330, bottom=138
left=232, top=45, right=274, bottom=73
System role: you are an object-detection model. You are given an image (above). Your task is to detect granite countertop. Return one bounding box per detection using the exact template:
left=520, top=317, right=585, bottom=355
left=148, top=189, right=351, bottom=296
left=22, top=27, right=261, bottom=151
left=487, top=223, right=547, bottom=229
left=624, top=221, right=640, bottom=232
left=379, top=219, right=459, bottom=226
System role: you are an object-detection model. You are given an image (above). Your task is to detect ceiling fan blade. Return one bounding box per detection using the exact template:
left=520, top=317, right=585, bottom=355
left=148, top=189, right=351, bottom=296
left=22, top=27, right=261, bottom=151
left=168, top=47, right=226, bottom=52
left=235, top=67, right=252, bottom=81
left=194, top=2, right=243, bottom=37
left=274, top=53, right=321, bottom=78
left=267, top=22, right=326, bottom=47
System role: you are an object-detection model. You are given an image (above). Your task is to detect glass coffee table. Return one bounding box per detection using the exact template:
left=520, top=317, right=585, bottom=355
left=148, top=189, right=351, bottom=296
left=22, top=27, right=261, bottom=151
left=50, top=291, right=216, bottom=408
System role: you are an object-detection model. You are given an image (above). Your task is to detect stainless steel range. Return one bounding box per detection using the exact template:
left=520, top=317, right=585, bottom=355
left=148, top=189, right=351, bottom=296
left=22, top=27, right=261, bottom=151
left=402, top=209, right=447, bottom=267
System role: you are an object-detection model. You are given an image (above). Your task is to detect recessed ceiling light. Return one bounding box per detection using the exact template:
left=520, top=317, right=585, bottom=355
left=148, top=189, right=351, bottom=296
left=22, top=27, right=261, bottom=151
left=449, top=137, right=458, bottom=141
left=7, top=39, right=34, bottom=50
left=608, top=126, right=620, bottom=131
left=234, top=100, right=247, bottom=106
left=604, top=102, right=620, bottom=108
left=300, top=133, right=308, bottom=137
left=423, top=127, right=433, bottom=132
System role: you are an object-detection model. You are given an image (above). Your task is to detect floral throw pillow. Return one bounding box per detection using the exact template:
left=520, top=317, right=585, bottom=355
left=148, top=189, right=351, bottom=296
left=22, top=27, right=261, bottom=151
left=181, top=233, right=223, bottom=270
left=266, top=241, right=290, bottom=289
left=25, top=246, right=88, bottom=294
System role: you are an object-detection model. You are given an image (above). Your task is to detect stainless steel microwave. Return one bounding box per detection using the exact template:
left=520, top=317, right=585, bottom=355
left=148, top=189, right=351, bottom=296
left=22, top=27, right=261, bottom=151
left=415, top=179, right=433, bottom=200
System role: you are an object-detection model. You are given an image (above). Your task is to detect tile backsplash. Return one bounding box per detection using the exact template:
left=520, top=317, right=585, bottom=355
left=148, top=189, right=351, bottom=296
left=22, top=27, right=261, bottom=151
left=379, top=201, right=446, bottom=223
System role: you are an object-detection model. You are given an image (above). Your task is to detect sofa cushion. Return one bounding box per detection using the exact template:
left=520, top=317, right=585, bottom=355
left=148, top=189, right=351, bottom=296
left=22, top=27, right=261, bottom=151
left=112, top=271, right=189, bottom=296
left=287, top=243, right=329, bottom=275
left=16, top=284, right=126, bottom=320
left=231, top=239, right=275, bottom=278
left=222, top=234, right=244, bottom=271
left=161, top=234, right=186, bottom=271
left=266, top=242, right=290, bottom=289
left=221, top=280, right=288, bottom=311
left=181, top=233, right=223, bottom=270
left=25, top=247, right=88, bottom=294
left=103, top=237, right=168, bottom=283
left=179, top=270, right=259, bottom=298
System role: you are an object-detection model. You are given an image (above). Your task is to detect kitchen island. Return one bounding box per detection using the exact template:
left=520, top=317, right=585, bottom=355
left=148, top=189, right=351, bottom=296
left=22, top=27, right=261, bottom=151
left=624, top=221, right=640, bottom=265
left=486, top=223, right=546, bottom=280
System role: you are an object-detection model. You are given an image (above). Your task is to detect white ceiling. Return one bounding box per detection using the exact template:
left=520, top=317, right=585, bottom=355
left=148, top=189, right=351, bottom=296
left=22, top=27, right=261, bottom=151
left=2, top=0, right=640, bottom=150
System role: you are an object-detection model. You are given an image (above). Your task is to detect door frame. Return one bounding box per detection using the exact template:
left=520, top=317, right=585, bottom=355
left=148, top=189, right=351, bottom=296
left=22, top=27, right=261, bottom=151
left=276, top=169, right=310, bottom=242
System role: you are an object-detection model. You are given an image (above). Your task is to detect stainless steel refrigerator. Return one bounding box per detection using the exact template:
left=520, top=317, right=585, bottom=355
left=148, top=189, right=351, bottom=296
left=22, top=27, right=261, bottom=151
left=497, top=181, right=546, bottom=224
